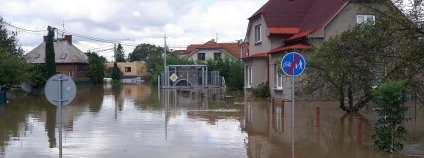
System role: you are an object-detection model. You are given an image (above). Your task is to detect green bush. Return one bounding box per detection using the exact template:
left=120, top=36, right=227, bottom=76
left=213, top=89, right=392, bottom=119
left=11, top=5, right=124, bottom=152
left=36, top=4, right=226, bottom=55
left=251, top=82, right=270, bottom=98
left=371, top=80, right=412, bottom=153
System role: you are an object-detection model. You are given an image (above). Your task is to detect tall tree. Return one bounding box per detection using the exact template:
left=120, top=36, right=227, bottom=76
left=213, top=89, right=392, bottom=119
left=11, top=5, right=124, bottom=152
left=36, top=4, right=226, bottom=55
left=111, top=62, right=123, bottom=82
left=0, top=16, right=33, bottom=86
left=45, top=26, right=56, bottom=78
left=115, top=44, right=126, bottom=62
left=85, top=52, right=105, bottom=84
left=128, top=43, right=167, bottom=75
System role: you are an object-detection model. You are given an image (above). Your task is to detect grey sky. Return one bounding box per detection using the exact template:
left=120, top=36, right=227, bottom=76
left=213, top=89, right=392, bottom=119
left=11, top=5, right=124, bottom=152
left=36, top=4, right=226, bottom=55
left=0, top=0, right=267, bottom=60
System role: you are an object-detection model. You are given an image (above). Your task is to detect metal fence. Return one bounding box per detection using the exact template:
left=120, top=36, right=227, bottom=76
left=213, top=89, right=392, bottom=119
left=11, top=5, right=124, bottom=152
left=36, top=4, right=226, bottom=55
left=159, top=65, right=224, bottom=88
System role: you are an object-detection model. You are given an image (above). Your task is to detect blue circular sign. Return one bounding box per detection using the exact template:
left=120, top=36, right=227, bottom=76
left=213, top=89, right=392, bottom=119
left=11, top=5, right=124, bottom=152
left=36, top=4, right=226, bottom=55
left=281, top=52, right=306, bottom=77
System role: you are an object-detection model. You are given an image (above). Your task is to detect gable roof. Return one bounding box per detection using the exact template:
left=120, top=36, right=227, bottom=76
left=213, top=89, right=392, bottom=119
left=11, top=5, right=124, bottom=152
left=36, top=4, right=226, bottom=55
left=250, top=0, right=347, bottom=40
left=26, top=38, right=88, bottom=64
left=184, top=40, right=248, bottom=60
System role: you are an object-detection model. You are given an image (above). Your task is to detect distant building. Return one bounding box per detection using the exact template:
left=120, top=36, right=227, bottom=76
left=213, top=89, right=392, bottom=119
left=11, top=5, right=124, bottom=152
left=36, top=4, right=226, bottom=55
left=183, top=39, right=248, bottom=61
left=105, top=61, right=147, bottom=83
left=171, top=50, right=191, bottom=58
left=26, top=35, right=88, bottom=79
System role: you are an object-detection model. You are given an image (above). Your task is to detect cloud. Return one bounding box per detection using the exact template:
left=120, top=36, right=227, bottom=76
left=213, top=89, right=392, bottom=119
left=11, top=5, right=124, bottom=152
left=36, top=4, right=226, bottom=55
left=0, top=0, right=268, bottom=60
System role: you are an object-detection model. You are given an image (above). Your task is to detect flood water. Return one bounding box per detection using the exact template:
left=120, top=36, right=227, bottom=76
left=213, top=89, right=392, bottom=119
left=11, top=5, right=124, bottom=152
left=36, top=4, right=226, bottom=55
left=1, top=84, right=424, bottom=158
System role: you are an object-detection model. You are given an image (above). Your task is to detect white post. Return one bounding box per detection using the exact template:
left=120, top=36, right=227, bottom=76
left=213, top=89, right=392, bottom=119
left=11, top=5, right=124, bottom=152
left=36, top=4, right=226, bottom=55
left=291, top=76, right=295, bottom=158
left=58, top=75, right=63, bottom=158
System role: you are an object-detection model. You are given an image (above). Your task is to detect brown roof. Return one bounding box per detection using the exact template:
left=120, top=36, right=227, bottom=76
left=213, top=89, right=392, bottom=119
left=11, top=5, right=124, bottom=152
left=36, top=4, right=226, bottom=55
left=26, top=38, right=88, bottom=64
left=250, top=0, right=346, bottom=40
left=185, top=40, right=248, bottom=60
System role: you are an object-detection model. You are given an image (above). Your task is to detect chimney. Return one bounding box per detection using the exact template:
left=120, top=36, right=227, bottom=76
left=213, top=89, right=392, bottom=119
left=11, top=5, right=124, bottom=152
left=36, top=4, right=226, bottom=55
left=64, top=35, right=72, bottom=45
left=211, top=39, right=215, bottom=42
left=43, top=36, right=47, bottom=42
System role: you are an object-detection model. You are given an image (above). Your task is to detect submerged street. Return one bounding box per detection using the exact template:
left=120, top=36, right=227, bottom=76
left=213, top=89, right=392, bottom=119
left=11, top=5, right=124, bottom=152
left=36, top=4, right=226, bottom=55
left=1, top=84, right=423, bottom=158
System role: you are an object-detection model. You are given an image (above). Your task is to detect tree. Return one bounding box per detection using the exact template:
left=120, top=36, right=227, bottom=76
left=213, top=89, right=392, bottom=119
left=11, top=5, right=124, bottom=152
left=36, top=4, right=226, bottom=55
left=111, top=62, right=123, bottom=82
left=85, top=52, right=105, bottom=84
left=299, top=11, right=424, bottom=112
left=45, top=26, right=56, bottom=78
left=371, top=80, right=412, bottom=153
left=0, top=16, right=33, bottom=86
left=128, top=43, right=166, bottom=76
left=115, top=43, right=126, bottom=62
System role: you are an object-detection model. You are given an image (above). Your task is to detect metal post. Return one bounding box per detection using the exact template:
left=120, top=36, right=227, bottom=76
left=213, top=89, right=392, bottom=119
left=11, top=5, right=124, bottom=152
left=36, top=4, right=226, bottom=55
left=58, top=75, right=62, bottom=158
left=357, top=117, right=362, bottom=144
left=316, top=107, right=320, bottom=127
left=291, top=76, right=295, bottom=158
left=164, top=34, right=167, bottom=86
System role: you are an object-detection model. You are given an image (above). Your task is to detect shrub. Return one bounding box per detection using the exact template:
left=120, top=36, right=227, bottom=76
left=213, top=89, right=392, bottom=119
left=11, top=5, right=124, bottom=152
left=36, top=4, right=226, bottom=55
left=371, top=80, right=412, bottom=153
left=251, top=82, right=270, bottom=98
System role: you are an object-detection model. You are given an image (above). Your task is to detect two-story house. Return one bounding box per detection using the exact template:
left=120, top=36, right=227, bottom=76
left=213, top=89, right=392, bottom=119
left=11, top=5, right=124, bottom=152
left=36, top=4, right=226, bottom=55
left=243, top=0, right=379, bottom=100
left=184, top=39, right=248, bottom=61
left=26, top=35, right=88, bottom=79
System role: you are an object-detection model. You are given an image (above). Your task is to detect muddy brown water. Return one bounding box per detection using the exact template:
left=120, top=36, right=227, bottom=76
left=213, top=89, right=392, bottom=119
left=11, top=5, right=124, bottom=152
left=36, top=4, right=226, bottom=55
left=0, top=84, right=423, bottom=158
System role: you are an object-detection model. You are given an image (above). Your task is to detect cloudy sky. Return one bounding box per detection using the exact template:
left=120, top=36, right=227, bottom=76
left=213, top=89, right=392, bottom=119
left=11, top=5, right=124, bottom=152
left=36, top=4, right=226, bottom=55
left=0, top=0, right=267, bottom=61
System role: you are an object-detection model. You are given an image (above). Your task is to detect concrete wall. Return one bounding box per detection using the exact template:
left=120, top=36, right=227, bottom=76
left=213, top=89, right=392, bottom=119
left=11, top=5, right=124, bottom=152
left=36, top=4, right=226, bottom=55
left=186, top=49, right=227, bottom=61
left=244, top=58, right=267, bottom=96
left=246, top=16, right=272, bottom=56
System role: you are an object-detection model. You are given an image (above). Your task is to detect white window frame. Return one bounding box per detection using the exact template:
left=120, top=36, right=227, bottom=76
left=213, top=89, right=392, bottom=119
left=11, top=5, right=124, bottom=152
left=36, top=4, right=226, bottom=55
left=69, top=71, right=73, bottom=78
left=275, top=72, right=283, bottom=90
left=255, top=25, right=261, bottom=42
left=357, top=15, right=375, bottom=24
left=247, top=66, right=252, bottom=88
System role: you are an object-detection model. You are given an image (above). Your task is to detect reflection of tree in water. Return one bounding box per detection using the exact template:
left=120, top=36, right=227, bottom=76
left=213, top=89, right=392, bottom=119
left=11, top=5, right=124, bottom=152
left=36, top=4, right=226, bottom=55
left=112, top=85, right=124, bottom=111
left=297, top=113, right=391, bottom=158
left=0, top=96, right=50, bottom=153
left=45, top=103, right=57, bottom=148
left=88, top=85, right=104, bottom=113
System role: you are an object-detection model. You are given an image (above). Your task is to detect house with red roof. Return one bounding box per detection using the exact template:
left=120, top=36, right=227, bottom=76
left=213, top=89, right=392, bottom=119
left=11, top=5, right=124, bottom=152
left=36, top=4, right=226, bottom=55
left=184, top=39, right=248, bottom=61
left=243, top=0, right=378, bottom=99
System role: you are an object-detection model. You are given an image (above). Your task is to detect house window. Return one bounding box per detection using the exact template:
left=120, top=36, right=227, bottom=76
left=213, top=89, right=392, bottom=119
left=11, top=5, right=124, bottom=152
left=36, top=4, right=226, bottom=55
left=357, top=15, right=375, bottom=25
left=247, top=66, right=252, bottom=88
left=255, top=25, right=261, bottom=42
left=35, top=54, right=40, bottom=58
left=198, top=53, right=205, bottom=61
left=125, top=67, right=131, bottom=72
left=60, top=53, right=67, bottom=59
left=69, top=71, right=73, bottom=78
left=275, top=72, right=283, bottom=90
left=214, top=53, right=221, bottom=60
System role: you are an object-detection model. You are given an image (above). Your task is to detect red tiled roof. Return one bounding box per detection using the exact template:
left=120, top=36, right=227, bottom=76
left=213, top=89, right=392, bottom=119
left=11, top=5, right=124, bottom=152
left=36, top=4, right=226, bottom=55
left=268, top=27, right=300, bottom=35
left=185, top=44, right=202, bottom=53
left=285, top=29, right=316, bottom=41
left=197, top=40, right=221, bottom=49
left=250, top=0, right=347, bottom=39
left=185, top=40, right=248, bottom=60
left=243, top=52, right=268, bottom=59
left=269, top=43, right=311, bottom=54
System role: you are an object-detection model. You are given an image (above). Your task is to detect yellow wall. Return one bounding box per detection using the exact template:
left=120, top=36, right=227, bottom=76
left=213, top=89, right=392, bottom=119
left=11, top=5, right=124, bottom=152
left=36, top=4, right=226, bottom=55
left=105, top=62, right=147, bottom=77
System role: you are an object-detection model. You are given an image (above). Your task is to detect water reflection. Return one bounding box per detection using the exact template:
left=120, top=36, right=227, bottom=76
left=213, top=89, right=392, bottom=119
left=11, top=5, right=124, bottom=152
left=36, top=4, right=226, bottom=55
left=1, top=84, right=424, bottom=158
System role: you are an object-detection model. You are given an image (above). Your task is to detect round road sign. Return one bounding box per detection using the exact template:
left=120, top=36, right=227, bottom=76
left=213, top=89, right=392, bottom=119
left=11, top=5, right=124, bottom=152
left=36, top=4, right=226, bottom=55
left=45, top=74, right=76, bottom=106
left=281, top=52, right=306, bottom=77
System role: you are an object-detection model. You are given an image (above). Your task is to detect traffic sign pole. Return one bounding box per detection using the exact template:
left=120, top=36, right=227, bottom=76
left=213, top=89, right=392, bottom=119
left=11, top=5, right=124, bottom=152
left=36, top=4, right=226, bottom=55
left=58, top=75, right=62, bottom=158
left=45, top=74, right=76, bottom=158
left=280, top=52, right=305, bottom=158
left=291, top=76, right=294, bottom=158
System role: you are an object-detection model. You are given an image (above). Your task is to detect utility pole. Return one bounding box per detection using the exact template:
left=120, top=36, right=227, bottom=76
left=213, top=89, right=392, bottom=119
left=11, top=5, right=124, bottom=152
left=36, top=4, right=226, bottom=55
left=164, top=34, right=167, bottom=87
left=114, top=43, right=117, bottom=62
left=239, top=39, right=243, bottom=63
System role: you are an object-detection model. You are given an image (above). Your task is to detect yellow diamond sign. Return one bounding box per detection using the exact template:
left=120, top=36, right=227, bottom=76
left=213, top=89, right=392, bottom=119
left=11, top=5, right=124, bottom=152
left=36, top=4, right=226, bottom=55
left=170, top=73, right=178, bottom=82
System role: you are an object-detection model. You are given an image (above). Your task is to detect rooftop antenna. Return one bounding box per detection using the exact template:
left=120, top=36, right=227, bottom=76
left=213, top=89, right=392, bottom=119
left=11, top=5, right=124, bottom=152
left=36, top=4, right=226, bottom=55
left=61, top=21, right=65, bottom=38
left=216, top=33, right=219, bottom=43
